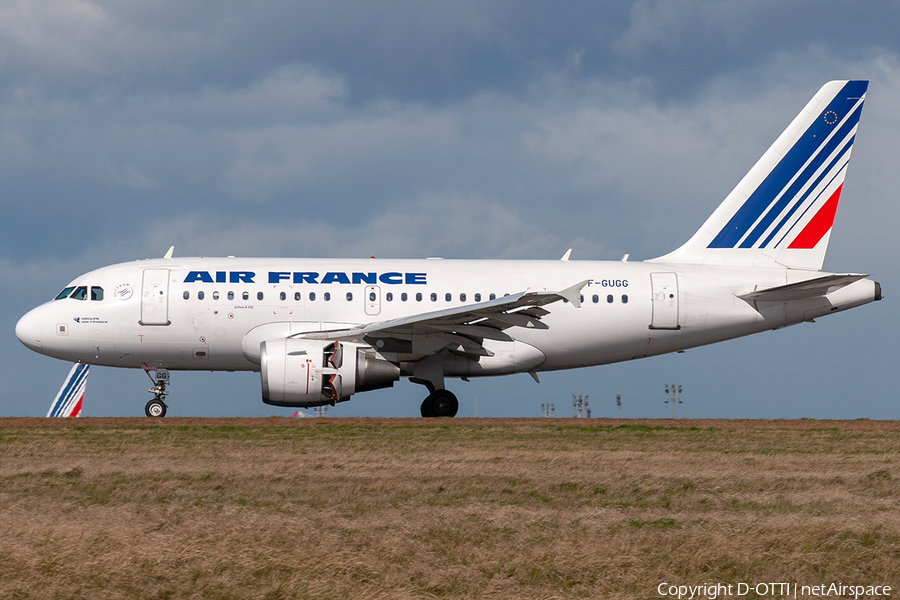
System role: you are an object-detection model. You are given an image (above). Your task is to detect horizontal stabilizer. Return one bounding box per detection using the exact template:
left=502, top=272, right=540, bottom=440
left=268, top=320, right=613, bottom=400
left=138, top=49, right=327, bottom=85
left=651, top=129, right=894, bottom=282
left=739, top=274, right=867, bottom=302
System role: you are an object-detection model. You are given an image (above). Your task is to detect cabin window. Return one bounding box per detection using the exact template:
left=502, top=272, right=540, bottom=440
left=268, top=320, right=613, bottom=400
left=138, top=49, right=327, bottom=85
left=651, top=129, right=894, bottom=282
left=91, top=287, right=104, bottom=301
left=257, top=292, right=263, bottom=301
left=386, top=292, right=393, bottom=301
left=592, top=294, right=599, bottom=303
left=213, top=291, right=219, bottom=300
left=622, top=294, right=628, bottom=304
left=242, top=291, right=249, bottom=300
left=489, top=293, right=496, bottom=301
left=445, top=293, right=451, bottom=302
left=401, top=292, right=408, bottom=302
left=474, top=293, right=481, bottom=302
left=580, top=294, right=584, bottom=303
left=294, top=292, right=301, bottom=301
left=416, top=293, right=422, bottom=302
left=607, top=295, right=613, bottom=304
left=310, top=292, right=316, bottom=301
left=71, top=286, right=88, bottom=301
left=280, top=292, right=286, bottom=301
left=55, top=287, right=76, bottom=300
left=198, top=291, right=205, bottom=300
left=183, top=291, right=190, bottom=300
left=227, top=291, right=234, bottom=300
left=348, top=292, right=354, bottom=301
left=324, top=292, right=331, bottom=301
left=431, top=293, right=437, bottom=302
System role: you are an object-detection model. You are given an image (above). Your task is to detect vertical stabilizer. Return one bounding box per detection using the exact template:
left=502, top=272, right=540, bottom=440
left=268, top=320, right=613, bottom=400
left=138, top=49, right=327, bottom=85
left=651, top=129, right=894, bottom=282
left=651, top=80, right=868, bottom=270
left=47, top=363, right=89, bottom=417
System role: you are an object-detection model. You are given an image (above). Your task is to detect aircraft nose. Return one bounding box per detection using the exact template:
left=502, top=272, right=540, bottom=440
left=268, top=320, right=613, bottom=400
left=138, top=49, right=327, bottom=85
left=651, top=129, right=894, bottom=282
left=15, top=307, right=43, bottom=353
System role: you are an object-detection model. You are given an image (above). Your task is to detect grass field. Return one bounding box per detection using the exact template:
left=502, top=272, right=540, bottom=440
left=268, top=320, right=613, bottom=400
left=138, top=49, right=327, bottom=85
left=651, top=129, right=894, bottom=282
left=1, top=418, right=898, bottom=599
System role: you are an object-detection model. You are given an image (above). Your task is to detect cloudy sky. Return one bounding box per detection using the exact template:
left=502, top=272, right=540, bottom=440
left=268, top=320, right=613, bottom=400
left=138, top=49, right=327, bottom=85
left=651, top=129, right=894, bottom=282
left=3, top=0, right=899, bottom=418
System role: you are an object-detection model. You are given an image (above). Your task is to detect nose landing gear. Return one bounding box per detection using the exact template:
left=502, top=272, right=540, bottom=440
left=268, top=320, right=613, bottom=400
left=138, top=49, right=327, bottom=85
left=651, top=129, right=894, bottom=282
left=144, top=368, right=170, bottom=417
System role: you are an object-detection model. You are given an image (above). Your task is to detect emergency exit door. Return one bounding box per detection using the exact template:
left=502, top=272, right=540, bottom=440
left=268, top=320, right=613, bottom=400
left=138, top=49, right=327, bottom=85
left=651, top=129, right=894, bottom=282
left=365, top=285, right=381, bottom=316
left=650, top=272, right=680, bottom=330
left=141, top=269, right=171, bottom=325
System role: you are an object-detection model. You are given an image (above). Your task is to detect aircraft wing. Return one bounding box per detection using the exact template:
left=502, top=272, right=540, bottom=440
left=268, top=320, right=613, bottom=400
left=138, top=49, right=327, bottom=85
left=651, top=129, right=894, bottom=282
left=295, top=280, right=589, bottom=355
left=738, top=274, right=868, bottom=302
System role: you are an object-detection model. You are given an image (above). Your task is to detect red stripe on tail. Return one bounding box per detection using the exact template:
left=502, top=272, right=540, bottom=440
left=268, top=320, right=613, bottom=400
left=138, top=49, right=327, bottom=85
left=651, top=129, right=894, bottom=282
left=69, top=394, right=83, bottom=418
left=788, top=184, right=842, bottom=249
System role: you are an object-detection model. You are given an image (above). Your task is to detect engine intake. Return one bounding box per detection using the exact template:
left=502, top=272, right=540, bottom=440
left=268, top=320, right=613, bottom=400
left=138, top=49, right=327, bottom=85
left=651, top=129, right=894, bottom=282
left=260, top=339, right=399, bottom=407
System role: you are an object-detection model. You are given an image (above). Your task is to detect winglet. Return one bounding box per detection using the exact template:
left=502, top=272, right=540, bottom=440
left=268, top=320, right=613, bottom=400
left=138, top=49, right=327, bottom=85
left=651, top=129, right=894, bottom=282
left=560, top=249, right=572, bottom=262
left=558, top=279, right=589, bottom=308
left=163, top=246, right=175, bottom=259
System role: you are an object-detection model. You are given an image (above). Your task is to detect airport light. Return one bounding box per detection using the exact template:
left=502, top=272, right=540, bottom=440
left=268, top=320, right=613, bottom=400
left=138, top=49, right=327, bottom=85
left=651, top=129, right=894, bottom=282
left=616, top=394, right=622, bottom=419
left=314, top=405, right=329, bottom=417
left=664, top=384, right=682, bottom=418
left=541, top=403, right=555, bottom=418
left=572, top=394, right=589, bottom=418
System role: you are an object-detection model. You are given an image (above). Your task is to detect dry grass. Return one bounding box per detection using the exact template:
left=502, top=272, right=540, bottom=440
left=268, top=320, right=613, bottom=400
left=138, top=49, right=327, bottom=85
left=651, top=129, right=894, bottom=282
left=1, top=418, right=898, bottom=599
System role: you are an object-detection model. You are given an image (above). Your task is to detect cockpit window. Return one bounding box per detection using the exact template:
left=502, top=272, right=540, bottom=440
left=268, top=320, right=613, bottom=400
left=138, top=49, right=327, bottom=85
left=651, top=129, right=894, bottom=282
left=55, top=287, right=76, bottom=300
left=91, top=287, right=104, bottom=301
left=70, top=286, right=88, bottom=301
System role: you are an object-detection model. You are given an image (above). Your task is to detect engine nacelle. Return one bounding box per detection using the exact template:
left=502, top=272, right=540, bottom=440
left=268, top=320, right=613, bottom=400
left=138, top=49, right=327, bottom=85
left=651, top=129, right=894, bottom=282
left=260, top=339, right=400, bottom=407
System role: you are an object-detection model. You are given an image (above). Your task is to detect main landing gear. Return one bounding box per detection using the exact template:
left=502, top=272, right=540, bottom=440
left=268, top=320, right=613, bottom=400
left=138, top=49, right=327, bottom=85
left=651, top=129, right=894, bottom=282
left=144, top=368, right=170, bottom=417
left=420, top=389, right=459, bottom=418
left=411, top=361, right=459, bottom=418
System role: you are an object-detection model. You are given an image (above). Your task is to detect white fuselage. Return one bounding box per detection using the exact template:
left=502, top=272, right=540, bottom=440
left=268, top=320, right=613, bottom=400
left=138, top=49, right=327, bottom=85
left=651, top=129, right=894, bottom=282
left=15, top=257, right=879, bottom=379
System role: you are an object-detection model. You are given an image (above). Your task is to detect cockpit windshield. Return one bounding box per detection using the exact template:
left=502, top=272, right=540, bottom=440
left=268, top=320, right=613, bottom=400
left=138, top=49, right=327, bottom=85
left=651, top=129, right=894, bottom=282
left=55, top=285, right=103, bottom=300
left=55, top=286, right=76, bottom=300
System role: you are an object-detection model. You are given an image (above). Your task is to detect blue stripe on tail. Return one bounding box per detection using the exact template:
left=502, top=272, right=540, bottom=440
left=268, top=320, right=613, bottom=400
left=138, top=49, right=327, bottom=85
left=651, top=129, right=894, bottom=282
left=707, top=80, right=867, bottom=249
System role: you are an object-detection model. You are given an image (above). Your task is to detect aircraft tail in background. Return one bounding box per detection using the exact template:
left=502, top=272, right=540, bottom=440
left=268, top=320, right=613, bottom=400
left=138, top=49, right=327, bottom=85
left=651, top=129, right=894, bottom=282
left=47, top=363, right=88, bottom=418
left=652, top=80, right=868, bottom=271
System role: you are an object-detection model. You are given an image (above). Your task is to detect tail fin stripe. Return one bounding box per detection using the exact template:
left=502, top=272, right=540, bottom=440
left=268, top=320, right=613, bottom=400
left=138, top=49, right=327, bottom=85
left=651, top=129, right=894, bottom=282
left=737, top=101, right=862, bottom=248
left=708, top=80, right=867, bottom=249
left=768, top=146, right=850, bottom=248
left=787, top=183, right=843, bottom=249
left=48, top=363, right=89, bottom=418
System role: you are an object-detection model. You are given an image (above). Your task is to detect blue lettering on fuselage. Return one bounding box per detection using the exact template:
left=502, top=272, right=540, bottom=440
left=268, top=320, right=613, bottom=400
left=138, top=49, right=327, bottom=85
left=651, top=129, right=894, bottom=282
left=185, top=271, right=428, bottom=285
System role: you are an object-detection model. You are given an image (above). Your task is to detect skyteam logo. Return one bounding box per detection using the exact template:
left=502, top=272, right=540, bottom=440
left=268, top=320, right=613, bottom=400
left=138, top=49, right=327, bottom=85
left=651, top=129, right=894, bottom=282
left=708, top=80, right=867, bottom=251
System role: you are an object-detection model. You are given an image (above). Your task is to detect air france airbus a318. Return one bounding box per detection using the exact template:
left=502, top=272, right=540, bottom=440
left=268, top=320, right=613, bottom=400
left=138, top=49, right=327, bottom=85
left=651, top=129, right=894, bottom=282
left=16, top=80, right=881, bottom=417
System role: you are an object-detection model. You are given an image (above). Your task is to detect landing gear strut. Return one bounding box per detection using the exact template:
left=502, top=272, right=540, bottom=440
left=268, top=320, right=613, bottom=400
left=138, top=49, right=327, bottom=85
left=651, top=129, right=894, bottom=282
left=411, top=360, right=458, bottom=418
left=144, top=368, right=170, bottom=417
left=420, top=389, right=459, bottom=418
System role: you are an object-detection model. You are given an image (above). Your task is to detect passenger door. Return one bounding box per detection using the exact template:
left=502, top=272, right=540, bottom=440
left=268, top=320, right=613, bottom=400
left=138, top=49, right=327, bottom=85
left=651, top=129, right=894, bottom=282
left=650, top=272, right=680, bottom=330
left=140, top=269, right=171, bottom=326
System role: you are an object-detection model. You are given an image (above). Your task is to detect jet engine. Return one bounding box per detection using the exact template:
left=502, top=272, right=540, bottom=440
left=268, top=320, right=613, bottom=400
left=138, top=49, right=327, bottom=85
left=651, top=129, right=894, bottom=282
left=260, top=339, right=400, bottom=407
